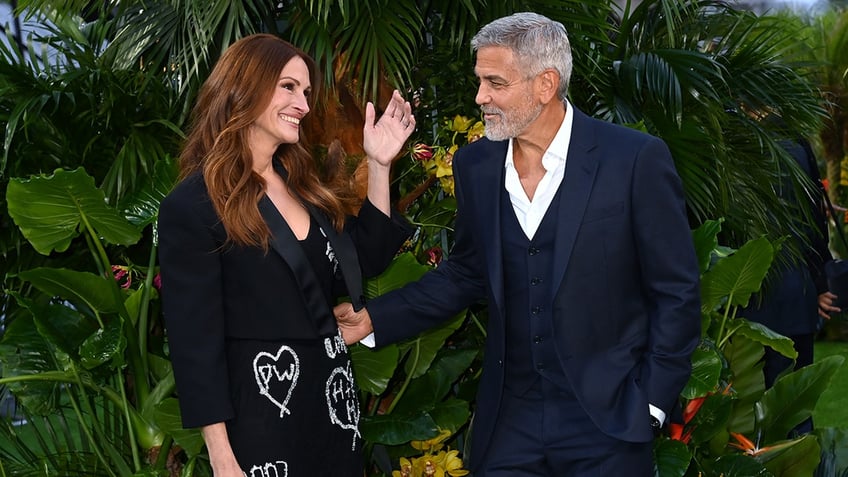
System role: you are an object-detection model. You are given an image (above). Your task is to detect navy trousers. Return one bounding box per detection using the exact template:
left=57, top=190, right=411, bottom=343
left=474, top=379, right=653, bottom=477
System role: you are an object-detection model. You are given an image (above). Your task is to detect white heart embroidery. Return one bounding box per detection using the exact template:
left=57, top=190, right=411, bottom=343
left=253, top=346, right=300, bottom=418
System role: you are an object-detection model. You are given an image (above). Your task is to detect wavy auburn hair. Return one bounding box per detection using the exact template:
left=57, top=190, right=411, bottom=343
left=179, top=33, right=348, bottom=249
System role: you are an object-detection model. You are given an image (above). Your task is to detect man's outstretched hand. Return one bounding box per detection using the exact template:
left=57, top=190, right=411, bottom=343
left=334, top=302, right=375, bottom=345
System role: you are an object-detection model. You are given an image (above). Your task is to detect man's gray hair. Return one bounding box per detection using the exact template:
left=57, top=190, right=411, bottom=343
left=471, top=12, right=572, bottom=101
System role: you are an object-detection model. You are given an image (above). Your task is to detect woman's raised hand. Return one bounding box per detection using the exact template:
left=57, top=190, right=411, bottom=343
left=363, top=89, right=415, bottom=168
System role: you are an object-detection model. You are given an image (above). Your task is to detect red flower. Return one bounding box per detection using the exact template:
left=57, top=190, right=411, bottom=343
left=153, top=273, right=162, bottom=290
left=669, top=422, right=693, bottom=444
left=111, top=265, right=132, bottom=289
left=426, top=247, right=443, bottom=267
left=411, top=143, right=434, bottom=161
left=683, top=396, right=706, bottom=423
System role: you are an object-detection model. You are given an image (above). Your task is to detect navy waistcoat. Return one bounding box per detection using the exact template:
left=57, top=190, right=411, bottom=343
left=501, top=181, right=571, bottom=395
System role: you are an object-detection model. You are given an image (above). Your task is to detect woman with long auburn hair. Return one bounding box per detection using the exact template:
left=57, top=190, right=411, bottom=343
left=158, top=33, right=415, bottom=476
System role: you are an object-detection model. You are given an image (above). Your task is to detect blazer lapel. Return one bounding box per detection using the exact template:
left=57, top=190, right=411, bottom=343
left=472, top=140, right=508, bottom=316
left=258, top=196, right=334, bottom=334
left=551, top=107, right=600, bottom=296
left=306, top=204, right=366, bottom=311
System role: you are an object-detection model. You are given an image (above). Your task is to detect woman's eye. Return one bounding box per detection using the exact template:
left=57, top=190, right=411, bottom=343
left=281, top=82, right=295, bottom=91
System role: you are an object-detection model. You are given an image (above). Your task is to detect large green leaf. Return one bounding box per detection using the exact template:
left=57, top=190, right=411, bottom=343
left=360, top=411, right=438, bottom=446
left=692, top=219, right=723, bottom=274
left=754, top=434, right=820, bottom=477
left=6, top=168, right=141, bottom=254
left=351, top=343, right=399, bottom=395
left=13, top=293, right=99, bottom=360
left=681, top=342, right=722, bottom=399
left=731, top=320, right=796, bottom=360
left=365, top=252, right=430, bottom=297
left=689, top=392, right=733, bottom=446
left=153, top=398, right=205, bottom=458
left=758, top=355, right=845, bottom=443
left=19, top=268, right=120, bottom=315
left=710, top=454, right=772, bottom=477
left=426, top=398, right=470, bottom=435
left=653, top=437, right=691, bottom=477
left=814, top=427, right=848, bottom=477
left=725, top=336, right=765, bottom=435
left=400, top=312, right=466, bottom=380
left=78, top=318, right=126, bottom=370
left=120, top=157, right=179, bottom=234
left=0, top=315, right=64, bottom=415
left=393, top=349, right=477, bottom=415
left=701, top=236, right=775, bottom=312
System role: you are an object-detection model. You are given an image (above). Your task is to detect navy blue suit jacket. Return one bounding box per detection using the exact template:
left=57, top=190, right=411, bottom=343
left=367, top=107, right=701, bottom=470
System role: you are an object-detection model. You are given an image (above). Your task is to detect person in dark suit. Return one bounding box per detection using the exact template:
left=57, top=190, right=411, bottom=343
left=158, top=34, right=414, bottom=477
left=334, top=12, right=701, bottom=476
left=741, top=127, right=839, bottom=433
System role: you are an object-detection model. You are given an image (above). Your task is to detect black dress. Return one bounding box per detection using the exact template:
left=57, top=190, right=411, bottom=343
left=224, top=217, right=362, bottom=476
left=158, top=172, right=412, bottom=477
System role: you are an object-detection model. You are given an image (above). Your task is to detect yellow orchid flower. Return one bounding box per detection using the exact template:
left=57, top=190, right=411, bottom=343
left=449, top=115, right=475, bottom=133
left=436, top=449, right=469, bottom=477
left=392, top=457, right=413, bottom=477
left=466, top=121, right=485, bottom=143
left=411, top=429, right=452, bottom=452
left=434, top=146, right=455, bottom=178
left=439, top=177, right=455, bottom=196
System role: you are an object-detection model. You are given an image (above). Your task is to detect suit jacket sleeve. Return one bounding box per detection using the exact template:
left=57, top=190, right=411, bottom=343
left=633, top=137, right=702, bottom=415
left=158, top=179, right=234, bottom=428
left=367, top=150, right=487, bottom=345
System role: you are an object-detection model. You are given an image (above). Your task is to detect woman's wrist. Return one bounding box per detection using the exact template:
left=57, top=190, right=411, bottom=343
left=366, top=156, right=392, bottom=174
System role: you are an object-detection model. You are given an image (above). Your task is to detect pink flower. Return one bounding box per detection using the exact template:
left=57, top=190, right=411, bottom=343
left=426, top=247, right=443, bottom=267
left=411, top=143, right=434, bottom=161
left=111, top=265, right=133, bottom=289
left=153, top=273, right=162, bottom=290
left=112, top=265, right=127, bottom=281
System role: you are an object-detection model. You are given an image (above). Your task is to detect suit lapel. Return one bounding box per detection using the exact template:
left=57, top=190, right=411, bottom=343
left=472, top=140, right=508, bottom=316
left=551, top=107, right=599, bottom=296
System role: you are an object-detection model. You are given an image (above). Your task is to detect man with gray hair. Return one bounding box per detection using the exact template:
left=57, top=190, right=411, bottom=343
left=335, top=11, right=700, bottom=476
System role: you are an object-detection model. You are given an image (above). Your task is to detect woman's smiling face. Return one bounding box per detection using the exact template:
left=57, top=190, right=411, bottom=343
left=250, top=55, right=312, bottom=150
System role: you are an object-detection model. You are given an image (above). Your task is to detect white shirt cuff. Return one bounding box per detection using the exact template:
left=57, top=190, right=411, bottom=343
left=649, top=404, right=666, bottom=425
left=360, top=332, right=376, bottom=348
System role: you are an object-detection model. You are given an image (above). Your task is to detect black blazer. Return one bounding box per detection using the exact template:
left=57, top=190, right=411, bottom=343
left=366, top=107, right=702, bottom=470
left=159, top=172, right=412, bottom=428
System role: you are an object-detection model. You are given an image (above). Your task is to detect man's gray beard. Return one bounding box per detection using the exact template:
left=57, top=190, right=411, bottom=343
left=483, top=104, right=542, bottom=142
left=484, top=122, right=511, bottom=141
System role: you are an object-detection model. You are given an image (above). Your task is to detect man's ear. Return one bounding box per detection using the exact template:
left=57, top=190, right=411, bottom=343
left=536, top=68, right=560, bottom=104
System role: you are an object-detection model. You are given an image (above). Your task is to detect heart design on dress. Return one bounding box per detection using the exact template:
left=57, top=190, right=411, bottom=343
left=253, top=345, right=300, bottom=418
left=325, top=360, right=361, bottom=450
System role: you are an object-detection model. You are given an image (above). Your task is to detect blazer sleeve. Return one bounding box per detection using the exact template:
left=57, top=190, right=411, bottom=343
left=367, top=149, right=488, bottom=346
left=632, top=137, right=702, bottom=416
left=345, top=198, right=414, bottom=278
left=158, top=181, right=234, bottom=428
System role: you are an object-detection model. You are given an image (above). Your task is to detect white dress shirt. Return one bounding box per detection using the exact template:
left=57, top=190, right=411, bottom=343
left=503, top=100, right=572, bottom=239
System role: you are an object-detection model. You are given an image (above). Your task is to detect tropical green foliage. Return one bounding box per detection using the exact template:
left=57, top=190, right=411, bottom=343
left=0, top=164, right=192, bottom=476
left=0, top=0, right=845, bottom=476
left=654, top=219, right=845, bottom=477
